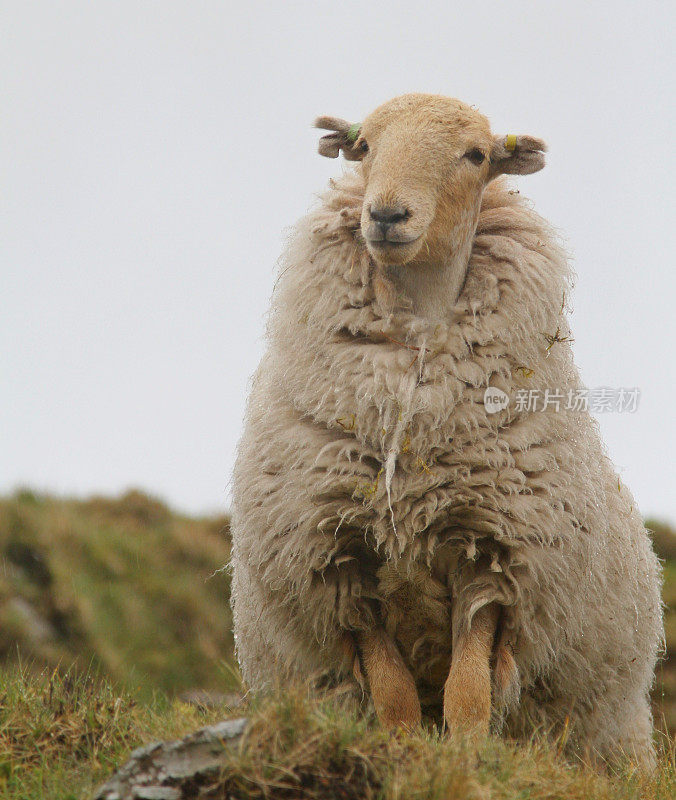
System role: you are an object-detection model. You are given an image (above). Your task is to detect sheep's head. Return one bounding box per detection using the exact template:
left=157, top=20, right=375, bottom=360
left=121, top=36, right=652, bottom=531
left=316, top=94, right=546, bottom=268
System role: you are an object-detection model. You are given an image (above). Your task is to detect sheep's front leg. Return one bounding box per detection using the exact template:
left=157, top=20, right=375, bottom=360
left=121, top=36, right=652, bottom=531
left=356, top=628, right=421, bottom=730
left=443, top=603, right=498, bottom=735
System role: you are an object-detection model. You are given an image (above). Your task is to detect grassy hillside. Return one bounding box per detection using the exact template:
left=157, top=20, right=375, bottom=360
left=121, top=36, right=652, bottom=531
left=0, top=490, right=674, bottom=799
left=0, top=490, right=235, bottom=699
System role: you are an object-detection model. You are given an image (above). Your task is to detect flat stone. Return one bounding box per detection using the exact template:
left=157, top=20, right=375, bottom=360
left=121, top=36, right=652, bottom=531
left=93, top=718, right=248, bottom=800
left=133, top=789, right=180, bottom=800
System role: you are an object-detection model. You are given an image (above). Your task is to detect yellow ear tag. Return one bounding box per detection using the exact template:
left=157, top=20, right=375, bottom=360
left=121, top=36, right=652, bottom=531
left=505, top=134, right=517, bottom=152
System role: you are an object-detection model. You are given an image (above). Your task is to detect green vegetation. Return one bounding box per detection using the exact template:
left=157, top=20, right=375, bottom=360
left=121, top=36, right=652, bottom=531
left=0, top=673, right=673, bottom=800
left=208, top=690, right=675, bottom=800
left=0, top=664, right=232, bottom=799
left=0, top=490, right=234, bottom=699
left=0, top=491, right=673, bottom=799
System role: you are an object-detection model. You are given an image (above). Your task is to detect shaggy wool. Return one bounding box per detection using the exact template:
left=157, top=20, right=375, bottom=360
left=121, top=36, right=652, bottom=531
left=230, top=168, right=663, bottom=766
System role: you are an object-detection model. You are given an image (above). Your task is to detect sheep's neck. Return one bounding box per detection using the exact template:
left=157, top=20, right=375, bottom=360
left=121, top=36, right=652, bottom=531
left=386, top=219, right=476, bottom=321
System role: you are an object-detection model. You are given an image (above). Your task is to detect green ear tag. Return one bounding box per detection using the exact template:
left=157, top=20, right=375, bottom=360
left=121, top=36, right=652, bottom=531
left=346, top=123, right=361, bottom=143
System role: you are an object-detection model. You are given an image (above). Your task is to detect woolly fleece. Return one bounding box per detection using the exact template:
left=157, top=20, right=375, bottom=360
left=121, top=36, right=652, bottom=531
left=230, top=168, right=663, bottom=766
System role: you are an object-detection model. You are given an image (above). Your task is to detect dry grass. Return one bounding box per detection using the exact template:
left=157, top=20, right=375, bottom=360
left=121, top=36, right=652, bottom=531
left=1, top=672, right=672, bottom=800
left=155, top=689, right=676, bottom=800
left=0, top=663, right=233, bottom=799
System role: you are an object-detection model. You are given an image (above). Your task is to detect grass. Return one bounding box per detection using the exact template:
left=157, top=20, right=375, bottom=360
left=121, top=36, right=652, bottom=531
left=0, top=673, right=673, bottom=800
left=0, top=489, right=235, bottom=699
left=0, top=664, right=231, bottom=799
left=221, top=690, right=675, bottom=800
left=0, top=490, right=673, bottom=798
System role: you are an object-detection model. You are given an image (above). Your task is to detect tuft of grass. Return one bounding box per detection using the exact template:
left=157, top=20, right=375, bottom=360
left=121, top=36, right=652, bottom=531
left=193, top=689, right=676, bottom=800
left=0, top=670, right=660, bottom=800
left=0, top=673, right=673, bottom=800
left=0, top=663, right=232, bottom=799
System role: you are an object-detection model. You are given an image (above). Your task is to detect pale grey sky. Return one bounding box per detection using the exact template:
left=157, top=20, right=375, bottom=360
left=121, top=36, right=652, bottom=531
left=2, top=1, right=675, bottom=520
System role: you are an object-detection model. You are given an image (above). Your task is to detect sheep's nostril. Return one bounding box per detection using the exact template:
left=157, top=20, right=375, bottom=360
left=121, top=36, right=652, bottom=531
left=369, top=204, right=411, bottom=227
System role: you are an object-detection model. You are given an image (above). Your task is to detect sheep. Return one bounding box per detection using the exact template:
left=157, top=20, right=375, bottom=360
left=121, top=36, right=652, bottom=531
left=230, top=93, right=663, bottom=768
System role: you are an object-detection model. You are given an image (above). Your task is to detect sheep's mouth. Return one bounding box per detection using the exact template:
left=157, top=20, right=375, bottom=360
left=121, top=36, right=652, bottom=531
left=366, top=236, right=421, bottom=249
left=365, top=234, right=424, bottom=266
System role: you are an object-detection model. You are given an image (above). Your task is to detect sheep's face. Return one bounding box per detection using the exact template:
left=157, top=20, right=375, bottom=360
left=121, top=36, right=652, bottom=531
left=316, top=94, right=546, bottom=269
left=357, top=95, right=494, bottom=268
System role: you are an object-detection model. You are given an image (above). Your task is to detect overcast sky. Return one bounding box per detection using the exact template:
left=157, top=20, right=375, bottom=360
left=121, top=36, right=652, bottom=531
left=2, top=1, right=675, bottom=520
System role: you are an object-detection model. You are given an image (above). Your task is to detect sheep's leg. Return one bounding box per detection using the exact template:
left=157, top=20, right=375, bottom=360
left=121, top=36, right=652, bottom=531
left=443, top=603, right=499, bottom=735
left=356, top=628, right=421, bottom=730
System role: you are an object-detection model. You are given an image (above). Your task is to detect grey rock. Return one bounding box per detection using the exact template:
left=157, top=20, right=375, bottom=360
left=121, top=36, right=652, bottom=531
left=93, top=718, right=248, bottom=800
left=133, top=789, right=180, bottom=800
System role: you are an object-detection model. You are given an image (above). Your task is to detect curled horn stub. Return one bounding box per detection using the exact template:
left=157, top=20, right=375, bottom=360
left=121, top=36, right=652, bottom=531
left=314, top=116, right=363, bottom=160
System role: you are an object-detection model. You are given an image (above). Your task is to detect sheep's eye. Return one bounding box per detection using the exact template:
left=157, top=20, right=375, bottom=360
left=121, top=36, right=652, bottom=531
left=464, top=148, right=485, bottom=165
left=359, top=139, right=369, bottom=154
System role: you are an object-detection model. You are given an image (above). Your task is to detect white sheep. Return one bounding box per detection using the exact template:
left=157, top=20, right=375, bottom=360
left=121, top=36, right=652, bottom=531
left=230, top=94, right=663, bottom=768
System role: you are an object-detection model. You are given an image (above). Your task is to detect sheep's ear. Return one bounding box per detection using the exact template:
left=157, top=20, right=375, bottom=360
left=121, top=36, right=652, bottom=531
left=489, top=134, right=546, bottom=178
left=314, top=117, right=364, bottom=161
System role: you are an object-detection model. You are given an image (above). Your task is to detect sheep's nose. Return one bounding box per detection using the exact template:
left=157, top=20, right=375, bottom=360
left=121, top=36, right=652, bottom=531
left=369, top=204, right=410, bottom=229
